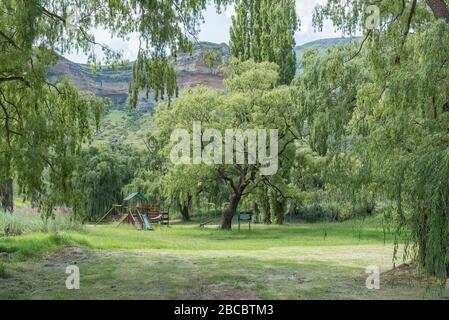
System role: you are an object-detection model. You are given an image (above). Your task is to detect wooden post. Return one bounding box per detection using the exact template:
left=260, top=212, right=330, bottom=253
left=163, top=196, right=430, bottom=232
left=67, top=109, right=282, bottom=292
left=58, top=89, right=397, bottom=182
left=95, top=207, right=115, bottom=225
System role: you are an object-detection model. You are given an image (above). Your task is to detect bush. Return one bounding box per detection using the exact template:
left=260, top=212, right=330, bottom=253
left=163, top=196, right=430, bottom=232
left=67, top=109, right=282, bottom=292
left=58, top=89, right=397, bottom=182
left=327, top=202, right=376, bottom=222
left=327, top=203, right=352, bottom=222
left=295, top=204, right=331, bottom=223
left=3, top=223, right=23, bottom=236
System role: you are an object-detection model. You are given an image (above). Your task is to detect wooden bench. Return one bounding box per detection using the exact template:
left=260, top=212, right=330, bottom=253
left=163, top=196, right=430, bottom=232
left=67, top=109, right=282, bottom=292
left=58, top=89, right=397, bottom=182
left=149, top=213, right=163, bottom=223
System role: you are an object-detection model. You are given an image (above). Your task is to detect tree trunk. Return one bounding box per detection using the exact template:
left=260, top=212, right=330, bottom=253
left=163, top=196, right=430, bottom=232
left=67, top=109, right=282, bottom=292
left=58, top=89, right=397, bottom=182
left=261, top=187, right=272, bottom=224
left=179, top=195, right=192, bottom=222
left=221, top=193, right=242, bottom=229
left=426, top=0, right=449, bottom=23
left=31, top=192, right=38, bottom=209
left=0, top=179, right=13, bottom=212
left=253, top=202, right=260, bottom=223
left=274, top=202, right=285, bottom=224
left=179, top=204, right=191, bottom=222
left=270, top=191, right=286, bottom=225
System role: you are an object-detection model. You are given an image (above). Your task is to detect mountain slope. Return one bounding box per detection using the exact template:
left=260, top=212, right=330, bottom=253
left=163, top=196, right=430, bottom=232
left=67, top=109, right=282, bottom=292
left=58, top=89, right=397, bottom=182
left=49, top=42, right=230, bottom=113
left=295, top=37, right=361, bottom=69
left=51, top=38, right=356, bottom=147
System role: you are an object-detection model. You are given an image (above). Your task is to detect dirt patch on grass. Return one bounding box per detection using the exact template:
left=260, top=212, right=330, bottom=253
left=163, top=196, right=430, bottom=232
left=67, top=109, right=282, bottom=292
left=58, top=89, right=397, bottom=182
left=382, top=263, right=449, bottom=288
left=181, top=283, right=258, bottom=300
left=380, top=263, right=429, bottom=287
left=40, top=246, right=92, bottom=267
left=382, top=263, right=415, bottom=277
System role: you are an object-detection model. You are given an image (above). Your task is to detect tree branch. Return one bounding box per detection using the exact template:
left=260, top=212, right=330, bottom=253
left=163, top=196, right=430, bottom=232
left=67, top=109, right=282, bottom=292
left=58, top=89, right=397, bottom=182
left=0, top=30, right=20, bottom=49
left=218, top=167, right=238, bottom=193
left=0, top=76, right=30, bottom=86
left=345, top=30, right=372, bottom=63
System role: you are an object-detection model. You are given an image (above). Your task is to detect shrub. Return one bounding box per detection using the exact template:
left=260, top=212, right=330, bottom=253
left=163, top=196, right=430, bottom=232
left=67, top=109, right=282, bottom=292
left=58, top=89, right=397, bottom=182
left=295, top=204, right=331, bottom=223
left=327, top=203, right=352, bottom=222
left=327, top=202, right=376, bottom=222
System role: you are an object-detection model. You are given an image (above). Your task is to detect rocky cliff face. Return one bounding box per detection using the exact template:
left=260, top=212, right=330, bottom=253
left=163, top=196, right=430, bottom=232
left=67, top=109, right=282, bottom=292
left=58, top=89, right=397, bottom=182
left=49, top=39, right=357, bottom=113
left=49, top=38, right=354, bottom=146
left=48, top=42, right=230, bottom=112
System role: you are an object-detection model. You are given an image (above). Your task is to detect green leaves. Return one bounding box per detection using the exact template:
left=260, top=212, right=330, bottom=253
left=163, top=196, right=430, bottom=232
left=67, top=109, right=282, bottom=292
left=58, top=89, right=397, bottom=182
left=0, top=0, right=232, bottom=216
left=152, top=60, right=299, bottom=225
left=229, top=0, right=298, bottom=85
left=73, top=145, right=136, bottom=221
left=300, top=0, right=449, bottom=278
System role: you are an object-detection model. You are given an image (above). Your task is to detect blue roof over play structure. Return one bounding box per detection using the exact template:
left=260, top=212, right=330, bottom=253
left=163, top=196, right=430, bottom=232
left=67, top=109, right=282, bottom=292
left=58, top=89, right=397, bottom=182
left=123, top=192, right=147, bottom=202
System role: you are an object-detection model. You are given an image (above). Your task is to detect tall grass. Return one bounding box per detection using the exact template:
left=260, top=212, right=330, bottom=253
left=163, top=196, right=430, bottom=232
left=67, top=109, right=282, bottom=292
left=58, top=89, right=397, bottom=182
left=0, top=208, right=83, bottom=236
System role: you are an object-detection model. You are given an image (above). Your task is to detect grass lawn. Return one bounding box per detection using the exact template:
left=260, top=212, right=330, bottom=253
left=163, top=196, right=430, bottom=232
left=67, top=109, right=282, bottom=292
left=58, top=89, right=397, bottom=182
left=0, top=218, right=447, bottom=300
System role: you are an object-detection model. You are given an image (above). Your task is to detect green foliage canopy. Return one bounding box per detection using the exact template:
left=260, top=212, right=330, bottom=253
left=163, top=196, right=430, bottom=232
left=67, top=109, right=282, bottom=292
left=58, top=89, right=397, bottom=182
left=298, top=0, right=449, bottom=278
left=153, top=59, right=299, bottom=229
left=229, top=0, right=299, bottom=85
left=0, top=0, right=232, bottom=215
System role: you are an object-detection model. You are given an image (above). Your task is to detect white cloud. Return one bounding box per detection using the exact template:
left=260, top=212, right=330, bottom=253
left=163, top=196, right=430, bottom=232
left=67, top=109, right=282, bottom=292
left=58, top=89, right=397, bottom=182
left=295, top=0, right=342, bottom=45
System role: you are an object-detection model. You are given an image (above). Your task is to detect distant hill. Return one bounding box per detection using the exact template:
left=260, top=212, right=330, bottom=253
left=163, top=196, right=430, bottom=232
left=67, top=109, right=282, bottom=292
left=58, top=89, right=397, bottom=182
left=49, top=42, right=230, bottom=113
left=50, top=38, right=356, bottom=147
left=295, top=37, right=361, bottom=68
left=295, top=37, right=360, bottom=52
left=50, top=38, right=359, bottom=112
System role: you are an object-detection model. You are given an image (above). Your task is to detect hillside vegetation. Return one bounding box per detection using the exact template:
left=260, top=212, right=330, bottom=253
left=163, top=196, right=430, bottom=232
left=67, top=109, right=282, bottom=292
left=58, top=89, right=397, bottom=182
left=52, top=39, right=355, bottom=148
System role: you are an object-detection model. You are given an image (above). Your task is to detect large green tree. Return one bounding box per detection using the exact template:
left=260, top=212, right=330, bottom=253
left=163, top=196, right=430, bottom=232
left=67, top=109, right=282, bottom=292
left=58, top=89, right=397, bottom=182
left=0, top=0, right=231, bottom=215
left=73, top=145, right=137, bottom=221
left=229, top=0, right=299, bottom=85
left=153, top=60, right=299, bottom=229
left=301, top=0, right=449, bottom=278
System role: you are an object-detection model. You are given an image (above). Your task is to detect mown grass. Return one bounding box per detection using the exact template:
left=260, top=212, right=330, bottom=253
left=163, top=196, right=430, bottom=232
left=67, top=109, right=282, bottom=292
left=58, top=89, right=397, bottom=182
left=0, top=261, right=5, bottom=278
left=1, top=215, right=438, bottom=300
left=0, top=209, right=85, bottom=262
left=0, top=216, right=393, bottom=260
left=63, top=218, right=394, bottom=251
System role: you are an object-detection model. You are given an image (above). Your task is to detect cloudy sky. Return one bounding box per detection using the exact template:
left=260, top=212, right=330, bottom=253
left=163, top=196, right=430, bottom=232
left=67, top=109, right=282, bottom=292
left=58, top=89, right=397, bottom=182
left=65, top=0, right=343, bottom=63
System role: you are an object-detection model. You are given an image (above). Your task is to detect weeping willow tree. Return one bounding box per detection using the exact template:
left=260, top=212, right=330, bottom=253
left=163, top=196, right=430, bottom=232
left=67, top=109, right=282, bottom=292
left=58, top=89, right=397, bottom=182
left=152, top=60, right=299, bottom=229
left=0, top=0, right=231, bottom=217
left=298, top=0, right=449, bottom=278
left=73, top=146, right=137, bottom=221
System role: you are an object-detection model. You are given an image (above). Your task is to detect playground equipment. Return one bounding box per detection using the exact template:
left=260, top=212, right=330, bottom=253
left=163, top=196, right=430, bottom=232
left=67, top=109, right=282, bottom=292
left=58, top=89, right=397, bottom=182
left=142, top=214, right=154, bottom=231
left=95, top=192, right=169, bottom=230
left=95, top=204, right=124, bottom=225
